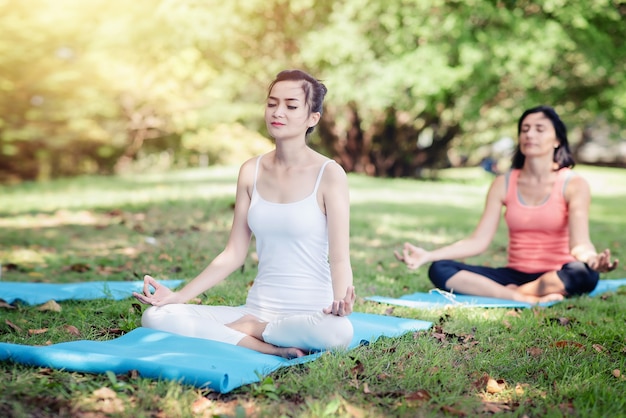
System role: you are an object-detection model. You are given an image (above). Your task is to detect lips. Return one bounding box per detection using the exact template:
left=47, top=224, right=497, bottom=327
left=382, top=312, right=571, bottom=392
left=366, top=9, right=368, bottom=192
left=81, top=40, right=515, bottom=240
left=271, top=122, right=284, bottom=127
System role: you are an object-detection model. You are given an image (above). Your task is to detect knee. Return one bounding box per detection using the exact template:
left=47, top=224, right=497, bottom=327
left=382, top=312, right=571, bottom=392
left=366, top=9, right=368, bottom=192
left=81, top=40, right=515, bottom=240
left=428, top=260, right=457, bottom=290
left=141, top=305, right=165, bottom=328
left=319, top=315, right=353, bottom=350
left=262, top=312, right=354, bottom=351
left=560, top=261, right=600, bottom=295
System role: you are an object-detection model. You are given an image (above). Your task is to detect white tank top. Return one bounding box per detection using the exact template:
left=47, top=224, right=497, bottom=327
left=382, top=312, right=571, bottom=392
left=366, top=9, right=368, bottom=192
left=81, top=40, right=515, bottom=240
left=245, top=156, right=335, bottom=315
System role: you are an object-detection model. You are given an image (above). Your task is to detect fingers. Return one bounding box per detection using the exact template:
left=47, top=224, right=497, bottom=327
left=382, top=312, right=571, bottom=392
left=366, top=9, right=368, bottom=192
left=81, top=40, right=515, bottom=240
left=132, top=291, right=151, bottom=305
left=323, top=286, right=356, bottom=316
left=609, top=259, right=619, bottom=271
left=393, top=250, right=404, bottom=262
left=589, top=249, right=619, bottom=272
left=136, top=275, right=160, bottom=304
left=323, top=300, right=348, bottom=316
left=345, top=285, right=356, bottom=303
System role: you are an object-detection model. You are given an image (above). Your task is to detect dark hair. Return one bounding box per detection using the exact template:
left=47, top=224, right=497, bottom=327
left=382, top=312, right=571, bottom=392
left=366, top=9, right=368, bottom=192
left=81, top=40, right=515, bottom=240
left=511, top=105, right=575, bottom=169
left=267, top=69, right=327, bottom=136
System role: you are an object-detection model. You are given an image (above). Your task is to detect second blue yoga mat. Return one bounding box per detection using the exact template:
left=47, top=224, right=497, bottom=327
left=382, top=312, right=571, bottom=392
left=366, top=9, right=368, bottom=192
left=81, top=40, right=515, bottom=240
left=366, top=278, right=626, bottom=309
left=0, top=280, right=184, bottom=305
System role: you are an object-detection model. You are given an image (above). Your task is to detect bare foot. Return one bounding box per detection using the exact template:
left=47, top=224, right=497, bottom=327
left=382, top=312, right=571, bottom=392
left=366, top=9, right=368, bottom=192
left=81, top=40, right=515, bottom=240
left=227, top=314, right=266, bottom=339
left=537, top=293, right=565, bottom=303
left=513, top=292, right=564, bottom=305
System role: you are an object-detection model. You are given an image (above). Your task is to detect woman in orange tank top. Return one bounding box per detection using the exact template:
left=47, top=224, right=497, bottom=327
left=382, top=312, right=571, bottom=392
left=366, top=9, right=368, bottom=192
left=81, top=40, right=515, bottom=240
left=395, top=106, right=618, bottom=304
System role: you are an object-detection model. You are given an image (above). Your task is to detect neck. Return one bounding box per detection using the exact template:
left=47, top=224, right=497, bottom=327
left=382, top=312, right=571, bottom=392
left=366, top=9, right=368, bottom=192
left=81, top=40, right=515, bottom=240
left=273, top=139, right=310, bottom=166
left=521, top=156, right=557, bottom=181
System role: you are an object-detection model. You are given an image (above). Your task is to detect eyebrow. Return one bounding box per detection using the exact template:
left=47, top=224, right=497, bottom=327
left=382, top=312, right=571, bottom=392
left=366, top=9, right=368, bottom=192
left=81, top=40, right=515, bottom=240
left=267, top=96, right=300, bottom=102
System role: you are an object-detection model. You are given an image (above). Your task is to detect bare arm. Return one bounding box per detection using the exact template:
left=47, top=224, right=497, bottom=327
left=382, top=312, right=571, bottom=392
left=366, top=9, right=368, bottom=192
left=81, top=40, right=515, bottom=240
left=566, top=175, right=618, bottom=272
left=396, top=175, right=506, bottom=269
left=321, top=162, right=355, bottom=316
left=134, top=159, right=255, bottom=305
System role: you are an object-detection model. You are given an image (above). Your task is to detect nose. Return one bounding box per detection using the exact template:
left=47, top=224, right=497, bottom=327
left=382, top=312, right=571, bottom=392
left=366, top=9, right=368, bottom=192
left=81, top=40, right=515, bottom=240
left=523, top=128, right=535, bottom=138
left=272, top=103, right=286, bottom=117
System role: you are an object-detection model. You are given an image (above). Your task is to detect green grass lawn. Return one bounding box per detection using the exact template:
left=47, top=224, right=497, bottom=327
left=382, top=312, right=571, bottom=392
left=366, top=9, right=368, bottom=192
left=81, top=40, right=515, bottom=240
left=1, top=165, right=625, bottom=417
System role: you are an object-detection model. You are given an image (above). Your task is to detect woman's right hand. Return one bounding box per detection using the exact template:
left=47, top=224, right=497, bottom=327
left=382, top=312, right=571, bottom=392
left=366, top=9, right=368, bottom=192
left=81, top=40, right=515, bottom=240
left=132, top=275, right=183, bottom=306
left=394, top=242, right=431, bottom=270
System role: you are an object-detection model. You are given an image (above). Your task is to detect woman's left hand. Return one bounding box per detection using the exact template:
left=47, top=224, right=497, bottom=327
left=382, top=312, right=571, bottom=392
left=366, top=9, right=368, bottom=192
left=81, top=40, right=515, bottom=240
left=587, top=249, right=619, bottom=273
left=323, top=285, right=356, bottom=316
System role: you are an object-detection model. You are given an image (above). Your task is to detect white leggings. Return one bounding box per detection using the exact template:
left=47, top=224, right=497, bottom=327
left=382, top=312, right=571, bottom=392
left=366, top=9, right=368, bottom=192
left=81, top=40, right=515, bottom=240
left=141, top=304, right=354, bottom=351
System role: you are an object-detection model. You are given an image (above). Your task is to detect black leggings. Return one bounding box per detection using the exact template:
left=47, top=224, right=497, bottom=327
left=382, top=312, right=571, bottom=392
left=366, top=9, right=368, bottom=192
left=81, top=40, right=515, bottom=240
left=428, top=260, right=599, bottom=296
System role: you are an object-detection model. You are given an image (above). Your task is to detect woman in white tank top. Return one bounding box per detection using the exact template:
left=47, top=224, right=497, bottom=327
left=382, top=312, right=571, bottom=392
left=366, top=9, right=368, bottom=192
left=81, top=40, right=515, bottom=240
left=133, top=70, right=356, bottom=359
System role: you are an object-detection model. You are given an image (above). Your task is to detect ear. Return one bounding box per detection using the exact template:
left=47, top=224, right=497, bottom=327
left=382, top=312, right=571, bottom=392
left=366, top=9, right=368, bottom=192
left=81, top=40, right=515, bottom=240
left=308, top=112, right=321, bottom=128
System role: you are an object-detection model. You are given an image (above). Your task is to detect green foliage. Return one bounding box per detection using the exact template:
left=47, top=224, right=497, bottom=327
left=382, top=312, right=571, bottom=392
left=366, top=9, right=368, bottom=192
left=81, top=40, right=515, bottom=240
left=1, top=0, right=625, bottom=181
left=304, top=0, right=626, bottom=175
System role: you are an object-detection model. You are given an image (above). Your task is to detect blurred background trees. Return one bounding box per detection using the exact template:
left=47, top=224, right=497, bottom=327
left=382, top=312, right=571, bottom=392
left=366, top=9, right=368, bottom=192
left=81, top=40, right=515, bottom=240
left=1, top=0, right=624, bottom=182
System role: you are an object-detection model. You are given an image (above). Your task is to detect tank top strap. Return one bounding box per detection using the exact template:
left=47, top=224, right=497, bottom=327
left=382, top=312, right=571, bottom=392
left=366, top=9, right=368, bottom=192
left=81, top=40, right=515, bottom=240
left=313, top=160, right=336, bottom=195
left=554, top=167, right=573, bottom=197
left=504, top=169, right=519, bottom=200
left=252, top=155, right=263, bottom=193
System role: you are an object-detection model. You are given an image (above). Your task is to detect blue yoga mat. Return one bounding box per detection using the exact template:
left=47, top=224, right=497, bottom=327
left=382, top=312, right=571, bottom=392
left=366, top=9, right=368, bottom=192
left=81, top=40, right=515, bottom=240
left=0, top=280, right=184, bottom=305
left=0, top=312, right=432, bottom=393
left=366, top=278, right=626, bottom=309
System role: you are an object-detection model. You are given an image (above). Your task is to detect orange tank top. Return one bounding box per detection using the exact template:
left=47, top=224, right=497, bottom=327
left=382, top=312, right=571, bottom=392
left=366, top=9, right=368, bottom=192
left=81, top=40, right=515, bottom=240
left=504, top=168, right=576, bottom=273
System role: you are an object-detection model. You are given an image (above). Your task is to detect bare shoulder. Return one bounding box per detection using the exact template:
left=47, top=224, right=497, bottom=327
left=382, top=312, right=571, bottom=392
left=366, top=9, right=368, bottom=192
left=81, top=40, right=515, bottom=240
left=564, top=171, right=590, bottom=200
left=320, top=159, right=348, bottom=186
left=236, top=155, right=262, bottom=194
left=323, top=158, right=347, bottom=176
left=487, top=173, right=507, bottom=202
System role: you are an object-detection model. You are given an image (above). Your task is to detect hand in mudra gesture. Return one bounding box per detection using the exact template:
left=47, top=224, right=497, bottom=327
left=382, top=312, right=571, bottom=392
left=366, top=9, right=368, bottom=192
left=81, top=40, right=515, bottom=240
left=394, top=242, right=430, bottom=270
left=132, top=275, right=181, bottom=306
left=324, top=285, right=356, bottom=316
left=587, top=249, right=618, bottom=273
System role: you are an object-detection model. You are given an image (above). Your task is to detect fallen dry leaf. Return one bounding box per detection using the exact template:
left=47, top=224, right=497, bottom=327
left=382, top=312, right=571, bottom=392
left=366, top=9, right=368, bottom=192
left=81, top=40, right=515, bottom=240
left=0, top=300, right=16, bottom=309
left=441, top=405, right=467, bottom=417
left=158, top=253, right=173, bottom=262
left=64, top=325, right=81, bottom=336
left=37, top=300, right=62, bottom=312
left=505, top=309, right=521, bottom=318
left=480, top=402, right=510, bottom=414
left=405, top=389, right=431, bottom=402
left=5, top=319, right=23, bottom=333
left=559, top=401, right=576, bottom=415
left=83, top=387, right=125, bottom=414
left=472, top=373, right=490, bottom=391
left=29, top=328, right=49, bottom=335
left=592, top=344, right=606, bottom=353
left=487, top=378, right=506, bottom=394
left=377, top=372, right=392, bottom=380
left=342, top=401, right=368, bottom=418
left=67, top=263, right=91, bottom=273
left=191, top=397, right=212, bottom=414
left=527, top=347, right=543, bottom=357
left=432, top=331, right=447, bottom=342
left=612, top=369, right=621, bottom=379
left=553, top=340, right=584, bottom=350
left=93, top=387, right=116, bottom=399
